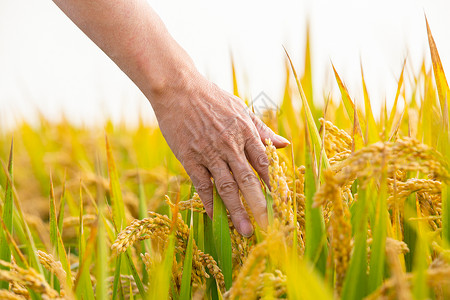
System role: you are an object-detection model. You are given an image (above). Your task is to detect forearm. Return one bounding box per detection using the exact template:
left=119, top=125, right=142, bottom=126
left=53, top=0, right=198, bottom=110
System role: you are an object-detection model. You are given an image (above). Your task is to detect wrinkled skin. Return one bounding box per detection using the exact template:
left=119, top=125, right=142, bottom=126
left=53, top=0, right=289, bottom=237
left=152, top=72, right=289, bottom=237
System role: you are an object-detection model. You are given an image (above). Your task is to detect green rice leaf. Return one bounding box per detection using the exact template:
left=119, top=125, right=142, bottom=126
left=341, top=185, right=369, bottom=299
left=96, top=209, right=108, bottom=300
left=403, top=195, right=418, bottom=272
left=125, top=249, right=146, bottom=298
left=264, top=183, right=274, bottom=227
left=75, top=187, right=95, bottom=300
left=444, top=178, right=450, bottom=244
left=0, top=140, right=13, bottom=289
left=48, top=175, right=61, bottom=292
left=179, top=212, right=194, bottom=300
left=57, top=175, right=66, bottom=236
left=112, top=254, right=123, bottom=300
left=368, top=170, right=388, bottom=293
left=137, top=173, right=150, bottom=284
left=55, top=221, right=73, bottom=291
left=1, top=157, right=43, bottom=276
left=149, top=232, right=176, bottom=299
left=212, top=185, right=232, bottom=290
left=411, top=215, right=429, bottom=299
left=49, top=175, right=58, bottom=252
left=304, top=132, right=327, bottom=275
left=204, top=214, right=219, bottom=300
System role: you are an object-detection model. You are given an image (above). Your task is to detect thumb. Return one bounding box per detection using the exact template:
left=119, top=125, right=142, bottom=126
left=250, top=113, right=290, bottom=148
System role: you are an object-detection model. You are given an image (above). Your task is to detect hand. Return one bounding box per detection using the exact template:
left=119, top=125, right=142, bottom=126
left=52, top=0, right=290, bottom=236
left=152, top=70, right=290, bottom=237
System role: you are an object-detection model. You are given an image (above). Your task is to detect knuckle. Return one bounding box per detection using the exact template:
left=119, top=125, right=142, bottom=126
left=201, top=144, right=222, bottom=162
left=217, top=180, right=238, bottom=195
left=237, top=170, right=259, bottom=187
left=256, top=153, right=269, bottom=168
left=196, top=181, right=212, bottom=194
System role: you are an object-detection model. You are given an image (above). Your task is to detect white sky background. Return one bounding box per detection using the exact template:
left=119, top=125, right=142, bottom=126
left=0, top=0, right=449, bottom=130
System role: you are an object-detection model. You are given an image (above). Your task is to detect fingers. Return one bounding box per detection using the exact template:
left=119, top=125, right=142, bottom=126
left=227, top=156, right=268, bottom=230
left=248, top=112, right=290, bottom=148
left=208, top=161, right=254, bottom=237
left=184, top=163, right=214, bottom=218
left=245, top=140, right=271, bottom=189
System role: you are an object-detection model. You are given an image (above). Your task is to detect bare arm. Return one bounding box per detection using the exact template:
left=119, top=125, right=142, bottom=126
left=53, top=0, right=289, bottom=236
left=53, top=0, right=194, bottom=106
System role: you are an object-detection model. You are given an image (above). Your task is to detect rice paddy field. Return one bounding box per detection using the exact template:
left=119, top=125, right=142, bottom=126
left=0, top=20, right=450, bottom=300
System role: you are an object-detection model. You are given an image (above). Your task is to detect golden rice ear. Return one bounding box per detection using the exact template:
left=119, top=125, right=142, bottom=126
left=36, top=250, right=72, bottom=298
left=0, top=259, right=60, bottom=298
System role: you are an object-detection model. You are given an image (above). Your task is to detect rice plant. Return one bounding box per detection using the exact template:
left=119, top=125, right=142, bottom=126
left=0, top=18, right=449, bottom=299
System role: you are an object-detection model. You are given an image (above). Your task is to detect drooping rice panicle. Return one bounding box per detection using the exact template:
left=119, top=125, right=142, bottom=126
left=385, top=238, right=412, bottom=300
left=265, top=139, right=305, bottom=251
left=62, top=214, right=97, bottom=228
left=319, top=118, right=352, bottom=158
left=113, top=210, right=225, bottom=290
left=314, top=138, right=450, bottom=208
left=322, top=170, right=352, bottom=295
left=165, top=193, right=206, bottom=213
left=387, top=178, right=441, bottom=208
left=36, top=250, right=70, bottom=297
left=0, top=290, right=27, bottom=300
left=0, top=260, right=60, bottom=298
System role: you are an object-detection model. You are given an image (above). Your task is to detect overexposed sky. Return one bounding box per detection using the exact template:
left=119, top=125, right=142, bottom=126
left=0, top=0, right=449, bottom=130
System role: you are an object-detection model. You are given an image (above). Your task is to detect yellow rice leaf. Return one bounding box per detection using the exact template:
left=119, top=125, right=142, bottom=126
left=332, top=64, right=365, bottom=149
left=284, top=48, right=330, bottom=173
left=361, top=64, right=380, bottom=144
left=426, top=16, right=450, bottom=129
left=231, top=54, right=240, bottom=98
left=301, top=21, right=318, bottom=120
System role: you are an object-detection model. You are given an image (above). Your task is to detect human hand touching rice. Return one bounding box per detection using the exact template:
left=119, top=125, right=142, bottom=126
left=53, top=0, right=289, bottom=237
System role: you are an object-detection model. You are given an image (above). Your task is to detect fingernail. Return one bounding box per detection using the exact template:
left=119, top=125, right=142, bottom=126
left=274, top=135, right=290, bottom=145
left=239, top=220, right=254, bottom=237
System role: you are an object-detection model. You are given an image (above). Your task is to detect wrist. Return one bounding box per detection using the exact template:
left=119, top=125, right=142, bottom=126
left=139, top=42, right=201, bottom=105
left=147, top=57, right=199, bottom=97
left=144, top=55, right=204, bottom=115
